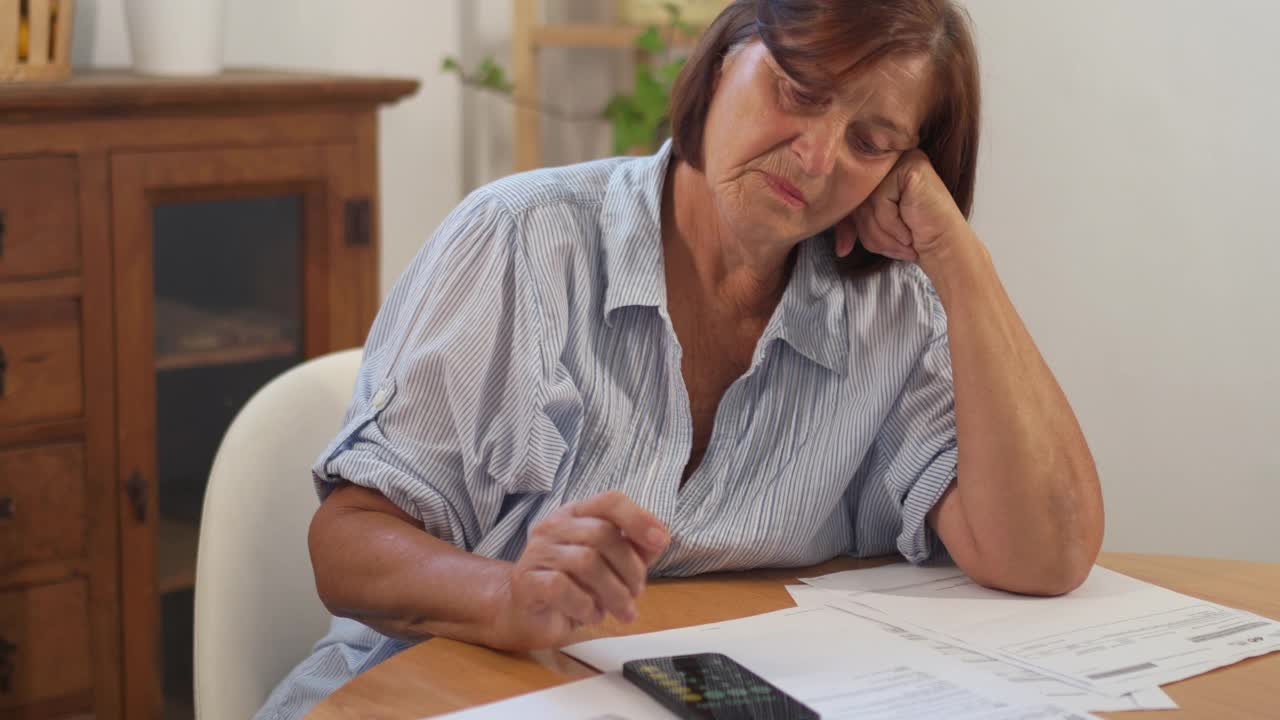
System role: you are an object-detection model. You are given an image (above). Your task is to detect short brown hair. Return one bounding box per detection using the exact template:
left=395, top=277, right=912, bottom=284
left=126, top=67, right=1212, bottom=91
left=668, top=0, right=982, bottom=278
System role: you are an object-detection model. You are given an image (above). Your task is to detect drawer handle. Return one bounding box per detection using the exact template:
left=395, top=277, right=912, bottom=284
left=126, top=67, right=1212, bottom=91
left=0, top=497, right=12, bottom=522
left=125, top=470, right=148, bottom=524
left=0, top=635, right=14, bottom=695
left=0, top=345, right=6, bottom=397
left=345, top=197, right=372, bottom=247
left=0, top=209, right=6, bottom=258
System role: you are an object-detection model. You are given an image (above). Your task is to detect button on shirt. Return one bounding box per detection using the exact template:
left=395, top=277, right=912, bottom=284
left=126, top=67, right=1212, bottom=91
left=255, top=141, right=959, bottom=720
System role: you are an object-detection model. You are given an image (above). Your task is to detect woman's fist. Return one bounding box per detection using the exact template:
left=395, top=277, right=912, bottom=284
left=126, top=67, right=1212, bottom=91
left=835, top=149, right=969, bottom=265
left=487, top=490, right=669, bottom=651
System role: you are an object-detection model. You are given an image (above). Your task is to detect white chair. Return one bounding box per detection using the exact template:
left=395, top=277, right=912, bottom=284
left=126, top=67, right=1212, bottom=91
left=193, top=348, right=363, bottom=720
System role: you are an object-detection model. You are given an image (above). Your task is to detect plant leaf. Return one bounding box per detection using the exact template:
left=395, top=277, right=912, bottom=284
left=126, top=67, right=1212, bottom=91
left=635, top=26, right=664, bottom=53
left=613, top=115, right=653, bottom=155
left=477, top=57, right=512, bottom=92
left=603, top=95, right=641, bottom=122
left=634, top=66, right=668, bottom=124
left=660, top=58, right=685, bottom=87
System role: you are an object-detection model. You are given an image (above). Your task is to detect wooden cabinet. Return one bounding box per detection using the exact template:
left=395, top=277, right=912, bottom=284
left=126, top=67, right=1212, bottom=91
left=0, top=71, right=416, bottom=720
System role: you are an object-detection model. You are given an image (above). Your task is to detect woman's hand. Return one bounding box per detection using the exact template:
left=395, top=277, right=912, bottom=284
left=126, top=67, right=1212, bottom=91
left=487, top=490, right=670, bottom=651
left=834, top=149, right=971, bottom=268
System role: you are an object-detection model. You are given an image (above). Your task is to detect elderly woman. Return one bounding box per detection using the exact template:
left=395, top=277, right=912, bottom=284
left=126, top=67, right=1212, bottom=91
left=257, top=0, right=1103, bottom=717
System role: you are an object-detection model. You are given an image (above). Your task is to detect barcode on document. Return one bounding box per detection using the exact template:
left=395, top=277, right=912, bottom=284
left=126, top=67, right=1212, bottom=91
left=1087, top=662, right=1157, bottom=680
left=1188, top=621, right=1270, bottom=643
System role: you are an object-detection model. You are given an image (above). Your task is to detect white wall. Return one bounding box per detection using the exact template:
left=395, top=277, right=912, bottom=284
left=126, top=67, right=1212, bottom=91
left=73, top=0, right=463, bottom=296
left=962, top=0, right=1280, bottom=562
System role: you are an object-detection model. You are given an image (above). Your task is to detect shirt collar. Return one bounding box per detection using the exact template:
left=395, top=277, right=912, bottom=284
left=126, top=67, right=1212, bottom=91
left=600, top=140, right=849, bottom=375
left=601, top=141, right=671, bottom=321
left=765, top=232, right=850, bottom=375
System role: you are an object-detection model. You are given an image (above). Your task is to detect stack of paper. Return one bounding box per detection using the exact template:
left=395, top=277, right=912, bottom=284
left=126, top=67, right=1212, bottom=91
left=438, top=605, right=1102, bottom=719
left=563, top=605, right=1102, bottom=719
left=428, top=563, right=1280, bottom=719
left=795, top=562, right=1280, bottom=705
left=782, top=585, right=1177, bottom=713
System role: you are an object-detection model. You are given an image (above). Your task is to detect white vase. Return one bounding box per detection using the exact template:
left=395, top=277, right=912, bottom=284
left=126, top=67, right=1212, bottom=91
left=125, top=0, right=226, bottom=76
left=616, top=0, right=732, bottom=27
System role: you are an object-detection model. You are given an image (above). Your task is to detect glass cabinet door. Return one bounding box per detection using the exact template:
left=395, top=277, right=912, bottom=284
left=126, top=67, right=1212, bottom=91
left=152, top=195, right=304, bottom=719
left=111, top=145, right=368, bottom=720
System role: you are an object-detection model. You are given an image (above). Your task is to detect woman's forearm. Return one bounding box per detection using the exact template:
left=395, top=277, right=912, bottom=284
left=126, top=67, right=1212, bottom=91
left=307, top=483, right=512, bottom=645
left=921, top=231, right=1104, bottom=589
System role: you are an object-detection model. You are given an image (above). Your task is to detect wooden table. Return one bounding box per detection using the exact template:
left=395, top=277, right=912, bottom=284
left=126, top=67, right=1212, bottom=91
left=307, top=553, right=1280, bottom=719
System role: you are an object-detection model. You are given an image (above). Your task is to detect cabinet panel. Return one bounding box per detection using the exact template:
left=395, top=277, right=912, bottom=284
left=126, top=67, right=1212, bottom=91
left=0, top=443, right=86, bottom=574
left=0, top=581, right=93, bottom=712
left=0, top=301, right=82, bottom=427
left=0, top=157, right=79, bottom=281
left=111, top=143, right=362, bottom=720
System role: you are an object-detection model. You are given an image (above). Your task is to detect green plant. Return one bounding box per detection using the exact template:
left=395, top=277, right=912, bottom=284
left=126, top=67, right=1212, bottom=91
left=443, top=3, right=698, bottom=156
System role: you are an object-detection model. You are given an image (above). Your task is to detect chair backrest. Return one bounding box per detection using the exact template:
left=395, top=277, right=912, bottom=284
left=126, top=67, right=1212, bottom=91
left=193, top=348, right=363, bottom=720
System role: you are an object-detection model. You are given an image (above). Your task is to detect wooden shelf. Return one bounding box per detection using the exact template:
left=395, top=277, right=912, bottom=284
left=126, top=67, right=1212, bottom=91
left=155, top=340, right=297, bottom=371
left=531, top=23, right=701, bottom=49
left=0, top=70, right=419, bottom=119
left=154, top=298, right=298, bottom=371
left=157, top=518, right=200, bottom=595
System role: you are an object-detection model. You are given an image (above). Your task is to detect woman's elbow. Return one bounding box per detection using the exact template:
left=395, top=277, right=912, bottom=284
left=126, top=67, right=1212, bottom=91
left=307, top=498, right=347, bottom=613
left=969, top=543, right=1098, bottom=597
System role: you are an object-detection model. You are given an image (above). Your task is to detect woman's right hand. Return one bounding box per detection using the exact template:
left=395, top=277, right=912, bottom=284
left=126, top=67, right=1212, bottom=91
left=487, top=490, right=670, bottom=651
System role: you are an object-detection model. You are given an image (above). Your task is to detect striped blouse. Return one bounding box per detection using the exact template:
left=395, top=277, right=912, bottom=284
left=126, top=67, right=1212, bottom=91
left=256, top=141, right=959, bottom=720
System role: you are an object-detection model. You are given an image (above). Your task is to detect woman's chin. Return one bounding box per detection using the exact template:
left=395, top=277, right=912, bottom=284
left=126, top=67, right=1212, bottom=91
left=724, top=214, right=817, bottom=250
left=712, top=191, right=821, bottom=246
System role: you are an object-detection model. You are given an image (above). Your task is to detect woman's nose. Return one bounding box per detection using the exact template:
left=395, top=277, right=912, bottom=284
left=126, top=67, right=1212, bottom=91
left=791, top=115, right=843, bottom=177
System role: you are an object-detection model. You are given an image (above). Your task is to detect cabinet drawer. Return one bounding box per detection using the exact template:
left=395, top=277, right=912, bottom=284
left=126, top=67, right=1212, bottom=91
left=0, top=444, right=86, bottom=575
left=0, top=301, right=82, bottom=427
left=0, top=580, right=93, bottom=710
left=0, top=157, right=80, bottom=281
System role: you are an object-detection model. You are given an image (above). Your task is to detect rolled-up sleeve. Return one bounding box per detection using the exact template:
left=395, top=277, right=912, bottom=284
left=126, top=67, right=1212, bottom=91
left=312, top=189, right=570, bottom=551
left=859, top=276, right=958, bottom=565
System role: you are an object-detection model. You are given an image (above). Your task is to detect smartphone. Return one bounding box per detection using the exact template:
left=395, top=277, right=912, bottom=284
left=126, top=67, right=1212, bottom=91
left=622, top=652, right=820, bottom=719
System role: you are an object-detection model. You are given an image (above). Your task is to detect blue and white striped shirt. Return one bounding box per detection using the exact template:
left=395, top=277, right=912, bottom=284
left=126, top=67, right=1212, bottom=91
left=257, top=141, right=958, bottom=720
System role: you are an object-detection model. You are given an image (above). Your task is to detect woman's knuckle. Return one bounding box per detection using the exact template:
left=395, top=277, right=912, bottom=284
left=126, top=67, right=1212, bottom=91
left=585, top=520, right=614, bottom=547
left=546, top=571, right=572, bottom=597
left=529, top=524, right=550, bottom=543
left=568, top=546, right=601, bottom=575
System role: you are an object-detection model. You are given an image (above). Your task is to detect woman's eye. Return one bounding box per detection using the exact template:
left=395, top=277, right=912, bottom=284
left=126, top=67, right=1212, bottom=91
left=852, top=134, right=889, bottom=157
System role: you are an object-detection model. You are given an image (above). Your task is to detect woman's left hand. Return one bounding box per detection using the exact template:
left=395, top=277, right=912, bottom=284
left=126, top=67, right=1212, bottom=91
left=834, top=149, right=971, bottom=266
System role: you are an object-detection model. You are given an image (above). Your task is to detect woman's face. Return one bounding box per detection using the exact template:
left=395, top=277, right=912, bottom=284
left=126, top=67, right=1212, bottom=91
left=700, top=40, right=935, bottom=246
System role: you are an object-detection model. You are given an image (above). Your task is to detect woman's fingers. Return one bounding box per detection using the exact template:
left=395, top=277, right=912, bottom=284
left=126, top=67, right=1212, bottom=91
left=512, top=490, right=672, bottom=635
left=572, top=490, right=670, bottom=565
left=551, top=544, right=638, bottom=622
left=856, top=205, right=917, bottom=262
left=553, top=515, right=649, bottom=597
left=834, top=218, right=857, bottom=257
left=528, top=568, right=601, bottom=626
left=517, top=490, right=666, bottom=628
left=873, top=195, right=914, bottom=247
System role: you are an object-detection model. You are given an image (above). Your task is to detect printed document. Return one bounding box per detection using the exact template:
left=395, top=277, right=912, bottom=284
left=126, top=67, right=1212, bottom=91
left=562, top=605, right=1099, bottom=720
left=801, top=563, right=1280, bottom=696
left=784, top=584, right=1177, bottom=713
